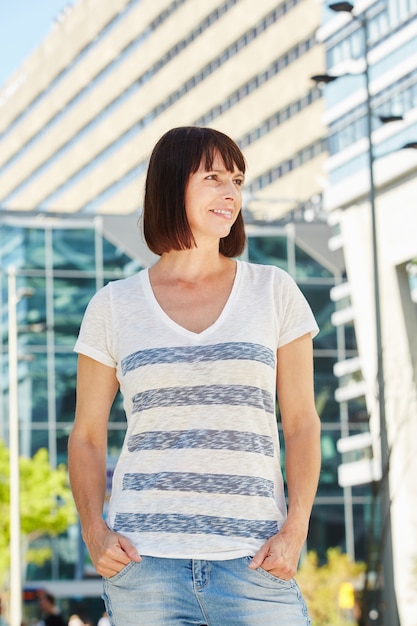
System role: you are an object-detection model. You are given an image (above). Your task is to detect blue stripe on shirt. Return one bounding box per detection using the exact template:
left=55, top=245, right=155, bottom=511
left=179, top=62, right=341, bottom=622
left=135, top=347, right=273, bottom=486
left=113, top=512, right=278, bottom=539
left=122, top=472, right=274, bottom=497
left=132, top=384, right=275, bottom=414
left=127, top=429, right=274, bottom=457
left=121, top=342, right=275, bottom=375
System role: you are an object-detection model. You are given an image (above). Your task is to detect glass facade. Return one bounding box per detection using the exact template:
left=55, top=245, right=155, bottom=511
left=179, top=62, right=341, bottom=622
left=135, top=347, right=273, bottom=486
left=0, top=216, right=147, bottom=620
left=1, top=215, right=372, bottom=614
left=321, top=0, right=417, bottom=186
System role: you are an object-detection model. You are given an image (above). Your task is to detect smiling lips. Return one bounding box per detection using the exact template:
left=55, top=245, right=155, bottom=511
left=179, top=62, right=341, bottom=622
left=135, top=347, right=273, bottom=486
left=211, top=208, right=233, bottom=219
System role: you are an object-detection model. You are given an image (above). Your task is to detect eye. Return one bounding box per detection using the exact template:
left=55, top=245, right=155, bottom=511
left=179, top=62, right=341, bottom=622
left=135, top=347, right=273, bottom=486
left=234, top=178, right=244, bottom=187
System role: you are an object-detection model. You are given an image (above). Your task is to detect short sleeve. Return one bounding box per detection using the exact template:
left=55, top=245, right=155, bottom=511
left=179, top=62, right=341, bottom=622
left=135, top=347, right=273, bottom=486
left=274, top=268, right=319, bottom=348
left=73, top=283, right=116, bottom=368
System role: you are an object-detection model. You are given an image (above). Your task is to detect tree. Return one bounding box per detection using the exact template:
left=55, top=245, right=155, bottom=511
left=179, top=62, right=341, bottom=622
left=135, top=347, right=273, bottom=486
left=296, top=548, right=365, bottom=626
left=0, top=440, right=76, bottom=587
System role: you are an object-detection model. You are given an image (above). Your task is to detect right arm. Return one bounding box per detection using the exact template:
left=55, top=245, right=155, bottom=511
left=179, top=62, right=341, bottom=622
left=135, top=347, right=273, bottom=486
left=68, top=354, right=141, bottom=577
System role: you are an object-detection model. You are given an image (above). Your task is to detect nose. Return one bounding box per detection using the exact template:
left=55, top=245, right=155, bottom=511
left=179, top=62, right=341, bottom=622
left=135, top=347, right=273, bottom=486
left=222, top=178, right=240, bottom=200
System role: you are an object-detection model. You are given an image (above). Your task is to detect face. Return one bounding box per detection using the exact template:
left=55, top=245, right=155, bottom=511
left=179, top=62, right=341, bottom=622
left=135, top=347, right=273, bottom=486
left=38, top=595, right=50, bottom=611
left=184, top=151, right=244, bottom=245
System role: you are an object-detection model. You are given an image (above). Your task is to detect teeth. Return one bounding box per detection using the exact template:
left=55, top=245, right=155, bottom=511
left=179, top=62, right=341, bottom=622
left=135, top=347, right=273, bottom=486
left=212, top=209, right=232, bottom=216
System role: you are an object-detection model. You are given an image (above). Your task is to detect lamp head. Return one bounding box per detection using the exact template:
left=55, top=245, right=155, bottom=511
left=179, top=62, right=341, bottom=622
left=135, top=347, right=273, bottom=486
left=311, top=74, right=338, bottom=84
left=329, top=2, right=354, bottom=12
left=17, top=287, right=35, bottom=299
left=379, top=115, right=403, bottom=124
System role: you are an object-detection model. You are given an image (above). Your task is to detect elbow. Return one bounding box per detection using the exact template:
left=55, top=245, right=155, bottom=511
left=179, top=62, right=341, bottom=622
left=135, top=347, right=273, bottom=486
left=283, top=408, right=321, bottom=440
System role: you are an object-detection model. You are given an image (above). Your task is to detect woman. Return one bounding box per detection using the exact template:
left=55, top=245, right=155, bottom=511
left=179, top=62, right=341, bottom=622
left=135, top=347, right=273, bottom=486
left=68, top=126, right=321, bottom=625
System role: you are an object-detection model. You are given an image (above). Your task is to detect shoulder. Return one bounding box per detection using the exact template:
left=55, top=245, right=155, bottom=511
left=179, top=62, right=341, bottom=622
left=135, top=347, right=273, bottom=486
left=239, top=260, right=295, bottom=287
left=114, top=270, right=146, bottom=289
left=45, top=616, right=67, bottom=626
left=100, top=270, right=144, bottom=296
left=85, top=271, right=145, bottom=310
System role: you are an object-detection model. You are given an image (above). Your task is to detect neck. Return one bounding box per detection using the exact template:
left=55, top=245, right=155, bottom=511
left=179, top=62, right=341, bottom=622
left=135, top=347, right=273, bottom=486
left=152, top=246, right=234, bottom=283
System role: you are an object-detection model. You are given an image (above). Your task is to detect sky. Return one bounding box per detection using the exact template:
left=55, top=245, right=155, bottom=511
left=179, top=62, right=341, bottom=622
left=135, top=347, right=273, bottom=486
left=0, top=0, right=71, bottom=88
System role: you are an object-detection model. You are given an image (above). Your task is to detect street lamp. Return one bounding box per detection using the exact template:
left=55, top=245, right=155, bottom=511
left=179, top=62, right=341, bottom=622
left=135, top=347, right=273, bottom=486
left=312, top=4, right=401, bottom=625
left=7, top=266, right=34, bottom=626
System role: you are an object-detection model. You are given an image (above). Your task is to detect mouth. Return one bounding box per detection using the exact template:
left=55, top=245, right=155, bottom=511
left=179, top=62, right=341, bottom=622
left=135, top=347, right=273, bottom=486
left=210, top=209, right=233, bottom=219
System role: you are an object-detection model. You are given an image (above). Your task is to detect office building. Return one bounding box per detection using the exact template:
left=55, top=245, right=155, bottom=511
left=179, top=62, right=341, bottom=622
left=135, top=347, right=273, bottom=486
left=0, top=0, right=326, bottom=217
left=317, top=1, right=417, bottom=623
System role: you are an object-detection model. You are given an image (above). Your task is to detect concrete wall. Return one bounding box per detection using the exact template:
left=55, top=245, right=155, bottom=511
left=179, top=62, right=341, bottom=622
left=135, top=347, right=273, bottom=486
left=337, top=169, right=417, bottom=624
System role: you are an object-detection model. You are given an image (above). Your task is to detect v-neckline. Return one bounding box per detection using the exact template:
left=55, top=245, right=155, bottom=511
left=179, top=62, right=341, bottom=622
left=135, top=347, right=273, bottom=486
left=142, top=260, right=242, bottom=338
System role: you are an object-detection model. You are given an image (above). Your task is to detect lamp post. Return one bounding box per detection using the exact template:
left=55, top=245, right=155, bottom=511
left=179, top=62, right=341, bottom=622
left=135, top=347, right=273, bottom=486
left=8, top=265, right=22, bottom=626
left=313, top=3, right=400, bottom=625
left=7, top=266, right=34, bottom=626
left=359, top=10, right=399, bottom=626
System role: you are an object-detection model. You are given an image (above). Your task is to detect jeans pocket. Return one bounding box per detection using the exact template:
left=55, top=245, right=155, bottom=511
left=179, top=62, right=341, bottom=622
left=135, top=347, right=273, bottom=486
left=257, top=566, right=294, bottom=585
left=244, top=556, right=294, bottom=587
left=104, top=559, right=137, bottom=583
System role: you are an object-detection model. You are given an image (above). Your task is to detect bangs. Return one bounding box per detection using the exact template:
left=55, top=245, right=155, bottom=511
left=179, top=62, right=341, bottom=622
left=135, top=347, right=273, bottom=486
left=187, top=128, right=246, bottom=175
left=200, top=142, right=246, bottom=174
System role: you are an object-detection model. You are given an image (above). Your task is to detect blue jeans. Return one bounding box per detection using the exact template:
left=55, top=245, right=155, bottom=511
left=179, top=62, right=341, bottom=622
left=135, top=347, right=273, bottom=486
left=102, top=556, right=311, bottom=625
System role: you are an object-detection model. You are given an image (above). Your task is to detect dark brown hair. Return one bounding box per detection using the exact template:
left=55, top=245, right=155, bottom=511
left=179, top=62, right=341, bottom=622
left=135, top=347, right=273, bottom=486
left=143, top=126, right=247, bottom=257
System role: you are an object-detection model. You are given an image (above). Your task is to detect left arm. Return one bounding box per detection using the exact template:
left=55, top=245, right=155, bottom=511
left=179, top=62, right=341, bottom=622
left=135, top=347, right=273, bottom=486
left=249, top=333, right=321, bottom=578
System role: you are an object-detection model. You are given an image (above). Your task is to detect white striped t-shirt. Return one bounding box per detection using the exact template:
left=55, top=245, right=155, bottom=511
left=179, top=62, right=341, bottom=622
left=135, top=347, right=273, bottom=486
left=74, top=260, right=319, bottom=560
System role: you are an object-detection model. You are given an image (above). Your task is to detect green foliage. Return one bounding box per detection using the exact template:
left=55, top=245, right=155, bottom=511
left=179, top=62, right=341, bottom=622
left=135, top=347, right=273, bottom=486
left=297, top=548, right=365, bottom=626
left=0, top=440, right=76, bottom=586
left=26, top=546, right=53, bottom=566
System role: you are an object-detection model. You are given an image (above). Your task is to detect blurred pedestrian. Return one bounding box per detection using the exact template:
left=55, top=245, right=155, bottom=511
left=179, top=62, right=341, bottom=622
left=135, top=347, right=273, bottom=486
left=0, top=598, right=8, bottom=626
left=37, top=592, right=67, bottom=626
left=97, top=613, right=110, bottom=626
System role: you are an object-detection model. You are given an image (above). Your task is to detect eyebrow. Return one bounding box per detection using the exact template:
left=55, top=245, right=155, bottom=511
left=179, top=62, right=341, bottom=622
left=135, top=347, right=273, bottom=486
left=208, top=168, right=245, bottom=178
